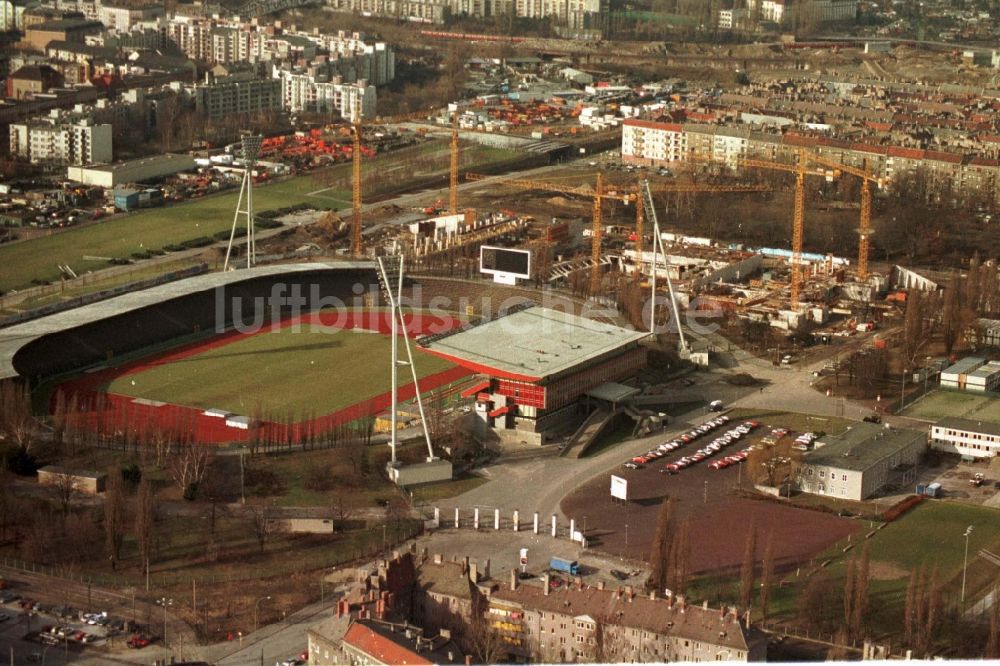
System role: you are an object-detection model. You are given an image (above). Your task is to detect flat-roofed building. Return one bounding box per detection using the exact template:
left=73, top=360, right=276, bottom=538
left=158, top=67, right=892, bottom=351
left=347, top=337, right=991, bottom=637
left=66, top=153, right=195, bottom=187
left=930, top=417, right=1000, bottom=459
left=941, top=356, right=987, bottom=390
left=966, top=360, right=1000, bottom=392
left=797, top=423, right=925, bottom=500
left=419, top=306, right=647, bottom=444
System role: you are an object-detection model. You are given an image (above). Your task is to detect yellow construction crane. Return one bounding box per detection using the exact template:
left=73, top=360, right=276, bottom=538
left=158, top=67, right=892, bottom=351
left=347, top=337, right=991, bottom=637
left=347, top=109, right=455, bottom=257
left=449, top=112, right=459, bottom=215
left=689, top=149, right=838, bottom=308
left=470, top=173, right=770, bottom=294
left=806, top=155, right=883, bottom=281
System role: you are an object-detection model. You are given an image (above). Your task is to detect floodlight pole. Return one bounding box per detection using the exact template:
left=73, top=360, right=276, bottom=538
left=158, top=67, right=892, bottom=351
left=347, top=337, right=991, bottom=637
left=224, top=133, right=262, bottom=272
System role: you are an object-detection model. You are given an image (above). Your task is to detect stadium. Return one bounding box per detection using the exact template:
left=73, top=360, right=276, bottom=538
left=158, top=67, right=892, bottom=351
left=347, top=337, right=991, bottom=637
left=3, top=263, right=476, bottom=445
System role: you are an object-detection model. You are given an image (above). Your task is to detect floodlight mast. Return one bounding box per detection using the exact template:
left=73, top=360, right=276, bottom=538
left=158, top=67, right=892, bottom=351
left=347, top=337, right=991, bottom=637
left=377, top=255, right=436, bottom=467
left=641, top=180, right=689, bottom=356
left=224, top=132, right=263, bottom=271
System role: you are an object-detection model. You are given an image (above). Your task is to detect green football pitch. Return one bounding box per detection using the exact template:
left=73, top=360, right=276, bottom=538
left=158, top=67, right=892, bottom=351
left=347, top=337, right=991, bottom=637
left=104, top=325, right=455, bottom=416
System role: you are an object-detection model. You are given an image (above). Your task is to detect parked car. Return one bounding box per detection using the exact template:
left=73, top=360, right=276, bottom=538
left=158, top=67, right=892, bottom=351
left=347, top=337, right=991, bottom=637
left=126, top=635, right=150, bottom=649
left=610, top=569, right=628, bottom=581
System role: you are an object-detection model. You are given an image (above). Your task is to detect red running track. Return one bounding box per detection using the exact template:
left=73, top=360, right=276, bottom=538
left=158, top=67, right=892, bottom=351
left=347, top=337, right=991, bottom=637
left=55, top=311, right=473, bottom=444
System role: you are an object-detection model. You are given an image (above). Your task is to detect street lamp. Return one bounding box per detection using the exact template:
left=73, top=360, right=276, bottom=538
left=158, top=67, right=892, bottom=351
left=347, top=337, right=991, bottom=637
left=961, top=525, right=975, bottom=605
left=157, top=597, right=173, bottom=660
left=254, top=595, right=272, bottom=633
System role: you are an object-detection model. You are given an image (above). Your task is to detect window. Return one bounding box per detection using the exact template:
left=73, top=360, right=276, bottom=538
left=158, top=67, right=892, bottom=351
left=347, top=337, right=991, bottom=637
left=842, top=474, right=847, bottom=481
left=819, top=470, right=825, bottom=478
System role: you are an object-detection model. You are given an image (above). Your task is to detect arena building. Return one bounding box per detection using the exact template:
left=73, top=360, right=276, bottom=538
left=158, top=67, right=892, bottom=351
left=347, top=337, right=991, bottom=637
left=419, top=306, right=648, bottom=445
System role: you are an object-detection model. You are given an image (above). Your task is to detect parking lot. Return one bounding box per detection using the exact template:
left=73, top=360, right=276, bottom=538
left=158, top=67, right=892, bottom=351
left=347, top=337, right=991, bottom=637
left=561, top=413, right=861, bottom=573
left=0, top=581, right=160, bottom=664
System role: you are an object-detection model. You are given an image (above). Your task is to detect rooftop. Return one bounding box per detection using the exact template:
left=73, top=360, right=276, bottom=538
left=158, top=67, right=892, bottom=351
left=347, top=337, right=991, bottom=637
left=342, top=619, right=464, bottom=665
left=29, top=18, right=103, bottom=31
left=419, top=307, right=646, bottom=383
left=943, top=356, right=986, bottom=376
left=934, top=416, right=1000, bottom=437
left=417, top=559, right=477, bottom=602
left=38, top=465, right=105, bottom=480
left=968, top=360, right=1000, bottom=379
left=491, top=584, right=752, bottom=653
left=805, top=423, right=925, bottom=472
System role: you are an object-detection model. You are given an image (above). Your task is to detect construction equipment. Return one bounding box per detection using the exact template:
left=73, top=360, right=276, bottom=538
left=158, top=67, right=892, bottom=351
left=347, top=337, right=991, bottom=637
left=970, top=473, right=985, bottom=487
left=449, top=112, right=459, bottom=214
left=471, top=173, right=770, bottom=294
left=806, top=155, right=884, bottom=281
left=347, top=109, right=443, bottom=257
left=688, top=149, right=838, bottom=308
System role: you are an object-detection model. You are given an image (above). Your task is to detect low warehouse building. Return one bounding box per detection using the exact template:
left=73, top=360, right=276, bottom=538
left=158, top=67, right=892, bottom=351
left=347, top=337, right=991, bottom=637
left=797, top=423, right=925, bottom=500
left=930, top=417, right=1000, bottom=459
left=37, top=465, right=106, bottom=494
left=66, top=153, right=196, bottom=188
left=940, top=356, right=987, bottom=390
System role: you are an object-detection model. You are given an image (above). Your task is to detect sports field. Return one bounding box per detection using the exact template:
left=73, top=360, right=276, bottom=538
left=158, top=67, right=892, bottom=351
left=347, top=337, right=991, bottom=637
left=105, top=324, right=455, bottom=416
left=900, top=389, right=1000, bottom=422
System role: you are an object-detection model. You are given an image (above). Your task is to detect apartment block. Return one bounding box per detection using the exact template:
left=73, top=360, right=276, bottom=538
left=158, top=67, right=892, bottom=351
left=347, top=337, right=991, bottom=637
left=185, top=72, right=282, bottom=119
left=621, top=119, right=1000, bottom=203
left=489, top=578, right=764, bottom=663
left=274, top=66, right=375, bottom=120
left=10, top=112, right=112, bottom=165
left=747, top=0, right=857, bottom=24
left=930, top=417, right=1000, bottom=459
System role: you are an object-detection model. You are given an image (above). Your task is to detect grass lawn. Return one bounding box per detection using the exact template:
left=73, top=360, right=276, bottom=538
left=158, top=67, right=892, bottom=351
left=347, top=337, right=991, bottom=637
left=410, top=474, right=489, bottom=503
left=105, top=325, right=454, bottom=415
left=725, top=408, right=853, bottom=435
left=0, top=140, right=524, bottom=293
left=899, top=389, right=995, bottom=422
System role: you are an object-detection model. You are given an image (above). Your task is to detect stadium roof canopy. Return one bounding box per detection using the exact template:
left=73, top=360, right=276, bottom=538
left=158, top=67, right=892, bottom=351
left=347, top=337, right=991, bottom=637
left=419, top=306, right=647, bottom=383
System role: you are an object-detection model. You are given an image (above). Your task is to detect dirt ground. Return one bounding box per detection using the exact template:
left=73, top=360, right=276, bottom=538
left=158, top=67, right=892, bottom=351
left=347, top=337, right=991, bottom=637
left=560, top=422, right=860, bottom=574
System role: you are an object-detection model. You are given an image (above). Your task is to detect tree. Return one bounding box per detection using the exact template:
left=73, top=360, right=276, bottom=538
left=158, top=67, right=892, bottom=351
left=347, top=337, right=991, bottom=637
left=904, top=567, right=918, bottom=645
left=920, top=567, right=942, bottom=655
left=941, top=274, right=963, bottom=355
left=739, top=523, right=757, bottom=610
left=798, top=571, right=833, bottom=632
left=759, top=532, right=775, bottom=621
left=852, top=542, right=870, bottom=639
left=331, top=490, right=357, bottom=523
left=843, top=556, right=856, bottom=636
left=247, top=503, right=283, bottom=554
left=50, top=473, right=77, bottom=518
left=168, top=443, right=211, bottom=498
left=987, top=585, right=1000, bottom=659
left=648, top=497, right=674, bottom=593
left=103, top=467, right=125, bottom=567
left=902, top=290, right=936, bottom=374
left=135, top=476, right=156, bottom=565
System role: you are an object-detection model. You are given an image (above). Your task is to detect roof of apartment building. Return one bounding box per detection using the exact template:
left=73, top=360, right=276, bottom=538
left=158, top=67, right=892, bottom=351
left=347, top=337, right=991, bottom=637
left=341, top=619, right=465, bottom=665
left=934, top=416, right=1000, bottom=437
left=29, top=18, right=104, bottom=32
left=417, top=558, right=479, bottom=602
left=804, top=423, right=925, bottom=472
left=46, top=41, right=118, bottom=59
left=491, top=583, right=753, bottom=653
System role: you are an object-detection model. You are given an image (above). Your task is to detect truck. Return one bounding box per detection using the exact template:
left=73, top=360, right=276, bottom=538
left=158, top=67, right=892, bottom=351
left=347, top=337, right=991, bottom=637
left=549, top=556, right=580, bottom=575
left=925, top=482, right=942, bottom=498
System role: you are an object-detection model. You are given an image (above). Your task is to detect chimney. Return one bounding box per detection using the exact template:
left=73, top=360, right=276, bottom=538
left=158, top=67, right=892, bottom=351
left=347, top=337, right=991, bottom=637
left=484, top=558, right=491, bottom=579
left=462, top=556, right=469, bottom=574
left=597, top=581, right=605, bottom=591
left=614, top=587, right=622, bottom=600
left=469, top=563, right=479, bottom=583
left=649, top=590, right=656, bottom=601
left=434, top=553, right=443, bottom=564
left=465, top=656, right=473, bottom=666
left=667, top=594, right=674, bottom=608
left=510, top=568, right=518, bottom=591
left=574, top=576, right=583, bottom=590
left=625, top=585, right=634, bottom=601
left=703, top=600, right=709, bottom=610
left=543, top=574, right=550, bottom=595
